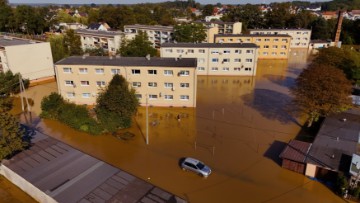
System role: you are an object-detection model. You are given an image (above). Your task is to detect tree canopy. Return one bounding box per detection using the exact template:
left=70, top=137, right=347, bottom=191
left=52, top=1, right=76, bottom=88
left=119, top=31, right=157, bottom=57
left=63, top=29, right=83, bottom=56
left=95, top=74, right=139, bottom=132
left=173, top=23, right=206, bottom=43
left=291, top=63, right=352, bottom=127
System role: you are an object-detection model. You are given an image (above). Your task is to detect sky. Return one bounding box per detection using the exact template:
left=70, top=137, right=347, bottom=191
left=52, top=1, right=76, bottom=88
left=9, top=0, right=329, bottom=5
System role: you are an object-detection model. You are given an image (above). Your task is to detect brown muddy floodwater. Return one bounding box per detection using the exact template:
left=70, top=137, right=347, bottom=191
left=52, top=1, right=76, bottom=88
left=2, top=49, right=346, bottom=203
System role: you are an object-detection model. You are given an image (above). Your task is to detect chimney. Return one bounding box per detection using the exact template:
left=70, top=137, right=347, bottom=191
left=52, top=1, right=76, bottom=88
left=146, top=54, right=150, bottom=61
left=334, top=10, right=344, bottom=46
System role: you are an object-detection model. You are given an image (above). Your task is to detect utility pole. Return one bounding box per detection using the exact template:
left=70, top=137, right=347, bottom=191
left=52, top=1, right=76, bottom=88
left=146, top=94, right=149, bottom=145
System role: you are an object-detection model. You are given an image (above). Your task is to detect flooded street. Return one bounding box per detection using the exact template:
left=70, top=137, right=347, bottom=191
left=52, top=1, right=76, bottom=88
left=2, top=49, right=346, bottom=202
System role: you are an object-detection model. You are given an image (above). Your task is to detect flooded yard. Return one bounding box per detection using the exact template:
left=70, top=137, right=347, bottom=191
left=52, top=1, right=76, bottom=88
left=2, top=49, right=345, bottom=202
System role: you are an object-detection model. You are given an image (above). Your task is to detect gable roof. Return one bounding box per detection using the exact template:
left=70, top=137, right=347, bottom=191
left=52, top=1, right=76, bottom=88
left=280, top=140, right=312, bottom=163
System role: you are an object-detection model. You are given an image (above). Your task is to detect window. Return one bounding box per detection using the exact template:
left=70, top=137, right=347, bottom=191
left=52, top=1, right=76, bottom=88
left=180, top=83, right=189, bottom=88
left=199, top=49, right=205, bottom=53
left=302, top=43, right=307, bottom=46
left=82, top=93, right=91, bottom=98
left=282, top=39, right=288, bottom=42
left=178, top=70, right=189, bottom=76
left=66, top=92, right=75, bottom=98
left=180, top=95, right=189, bottom=100
left=165, top=49, right=172, bottom=53
left=265, top=38, right=270, bottom=41
left=132, top=82, right=141, bottom=87
left=274, top=39, right=279, bottom=42
left=223, top=50, right=230, bottom=54
left=81, top=81, right=89, bottom=86
left=281, top=45, right=287, bottom=49
left=212, top=58, right=219, bottom=63
left=198, top=67, right=205, bottom=71
left=96, top=81, right=106, bottom=87
left=63, top=67, right=72, bottom=73
left=235, top=50, right=242, bottom=54
left=164, top=95, right=173, bottom=100
left=96, top=68, right=104, bottom=74
left=111, top=69, right=120, bottom=74
left=164, top=70, right=173, bottom=76
left=132, top=69, right=141, bottom=74
left=135, top=94, right=142, bottom=99
left=79, top=68, right=88, bottom=74
left=222, top=67, right=229, bottom=71
left=246, top=59, right=253, bottom=63
left=245, top=68, right=252, bottom=71
left=272, top=45, right=278, bottom=49
left=255, top=38, right=261, bottom=42
left=296, top=32, right=301, bottom=34
left=149, top=94, right=158, bottom=99
left=176, top=49, right=184, bottom=53
left=148, top=82, right=157, bottom=87
left=234, top=67, right=241, bottom=71
left=228, top=39, right=233, bottom=42
left=198, top=58, right=205, bottom=63
left=272, top=52, right=277, bottom=55
left=246, top=50, right=253, bottom=54
left=246, top=38, right=251, bottom=42
left=187, top=49, right=194, bottom=53
left=263, top=52, right=268, bottom=55
left=234, top=58, right=241, bottom=62
left=211, top=67, right=218, bottom=71
left=221, top=58, right=229, bottom=63
left=164, top=82, right=173, bottom=88
left=280, top=52, right=286, bottom=55
left=211, top=50, right=219, bottom=54
left=65, top=80, right=74, bottom=86
left=148, top=70, right=157, bottom=75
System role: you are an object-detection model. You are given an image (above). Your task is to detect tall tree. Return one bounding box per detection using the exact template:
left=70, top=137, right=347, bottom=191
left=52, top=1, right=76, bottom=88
left=48, top=35, right=68, bottom=62
left=0, top=0, right=12, bottom=31
left=291, top=63, right=352, bottom=127
left=63, top=29, right=82, bottom=56
left=119, top=31, right=157, bottom=57
left=95, top=74, right=139, bottom=132
left=173, top=23, right=206, bottom=43
left=265, top=3, right=293, bottom=28
left=221, top=4, right=264, bottom=30
left=0, top=70, right=29, bottom=96
left=202, top=4, right=214, bottom=17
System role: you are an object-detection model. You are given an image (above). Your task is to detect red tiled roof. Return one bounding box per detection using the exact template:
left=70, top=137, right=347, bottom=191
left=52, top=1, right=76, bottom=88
left=322, top=11, right=337, bottom=15
left=280, top=140, right=312, bottom=163
left=352, top=10, right=360, bottom=15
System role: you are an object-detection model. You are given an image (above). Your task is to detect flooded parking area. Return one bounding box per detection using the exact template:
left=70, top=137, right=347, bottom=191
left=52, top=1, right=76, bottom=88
left=2, top=50, right=346, bottom=202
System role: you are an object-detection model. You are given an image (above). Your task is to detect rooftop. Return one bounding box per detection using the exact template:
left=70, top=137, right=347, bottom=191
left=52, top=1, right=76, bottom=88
left=0, top=36, right=43, bottom=47
left=124, top=24, right=174, bottom=31
left=279, top=140, right=312, bottom=163
left=161, top=42, right=258, bottom=48
left=76, top=29, right=124, bottom=37
left=215, top=34, right=292, bottom=38
left=249, top=28, right=311, bottom=31
left=306, top=109, right=360, bottom=171
left=56, top=56, right=197, bottom=68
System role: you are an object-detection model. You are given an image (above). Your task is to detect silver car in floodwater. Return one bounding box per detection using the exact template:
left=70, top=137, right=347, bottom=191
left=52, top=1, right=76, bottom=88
left=180, top=157, right=211, bottom=178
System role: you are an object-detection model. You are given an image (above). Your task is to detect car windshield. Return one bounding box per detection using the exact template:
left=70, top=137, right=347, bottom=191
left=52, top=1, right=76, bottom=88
left=196, top=162, right=205, bottom=169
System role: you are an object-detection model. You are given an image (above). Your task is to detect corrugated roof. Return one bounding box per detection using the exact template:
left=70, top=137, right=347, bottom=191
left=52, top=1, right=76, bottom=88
left=76, top=29, right=123, bottom=37
left=56, top=56, right=197, bottom=68
left=280, top=140, right=312, bottom=163
left=215, top=34, right=292, bottom=38
left=161, top=42, right=258, bottom=48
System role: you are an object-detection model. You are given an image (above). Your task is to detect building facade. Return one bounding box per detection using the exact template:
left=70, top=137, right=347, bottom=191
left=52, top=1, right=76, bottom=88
left=76, top=29, right=131, bottom=56
left=160, top=43, right=258, bottom=76
left=124, top=24, right=174, bottom=48
left=249, top=29, right=311, bottom=49
left=0, top=36, right=54, bottom=82
left=200, top=21, right=242, bottom=43
left=55, top=56, right=197, bottom=107
left=214, top=34, right=291, bottom=60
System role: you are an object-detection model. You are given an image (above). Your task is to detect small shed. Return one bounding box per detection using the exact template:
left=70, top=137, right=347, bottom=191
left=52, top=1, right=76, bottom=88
left=279, top=140, right=312, bottom=174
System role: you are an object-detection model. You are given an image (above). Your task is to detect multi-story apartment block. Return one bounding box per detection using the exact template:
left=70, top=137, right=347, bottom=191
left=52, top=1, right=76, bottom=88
left=0, top=36, right=54, bottom=82
left=160, top=43, right=258, bottom=76
left=55, top=56, right=197, bottom=107
left=76, top=29, right=132, bottom=56
left=214, top=34, right=291, bottom=60
left=249, top=29, right=311, bottom=49
left=124, top=24, right=174, bottom=48
left=197, top=21, right=242, bottom=43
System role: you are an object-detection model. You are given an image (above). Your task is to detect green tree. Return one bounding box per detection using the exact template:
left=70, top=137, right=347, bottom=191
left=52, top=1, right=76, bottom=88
left=0, top=0, right=12, bottom=31
left=64, top=29, right=82, bottom=55
left=48, top=35, right=68, bottom=62
left=265, top=3, right=293, bottom=28
left=0, top=70, right=29, bottom=96
left=84, top=47, right=108, bottom=56
left=202, top=4, right=214, bottom=17
left=95, top=74, right=139, bottom=132
left=221, top=4, right=264, bottom=30
left=291, top=63, right=352, bottom=127
left=119, top=31, right=157, bottom=57
left=173, top=23, right=206, bottom=43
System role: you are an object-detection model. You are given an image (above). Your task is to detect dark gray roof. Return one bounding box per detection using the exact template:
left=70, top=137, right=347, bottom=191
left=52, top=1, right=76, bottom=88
left=56, top=56, right=197, bottom=68
left=249, top=28, right=311, bottom=31
left=306, top=109, right=360, bottom=171
left=0, top=36, right=43, bottom=47
left=88, top=23, right=101, bottom=30
left=76, top=29, right=123, bottom=37
left=161, top=43, right=258, bottom=48
left=195, top=20, right=237, bottom=25
left=280, top=140, right=312, bottom=163
left=215, top=34, right=292, bottom=38
left=124, top=24, right=173, bottom=31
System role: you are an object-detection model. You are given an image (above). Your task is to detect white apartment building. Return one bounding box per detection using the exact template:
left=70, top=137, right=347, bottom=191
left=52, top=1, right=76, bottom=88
left=249, top=29, right=312, bottom=48
left=76, top=29, right=133, bottom=56
left=124, top=24, right=174, bottom=48
left=160, top=43, right=258, bottom=76
left=197, top=21, right=242, bottom=43
left=0, top=36, right=54, bottom=82
left=55, top=56, right=197, bottom=107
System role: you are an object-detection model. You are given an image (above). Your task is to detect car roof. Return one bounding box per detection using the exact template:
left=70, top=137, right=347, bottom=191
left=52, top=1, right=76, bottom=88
left=184, top=157, right=201, bottom=165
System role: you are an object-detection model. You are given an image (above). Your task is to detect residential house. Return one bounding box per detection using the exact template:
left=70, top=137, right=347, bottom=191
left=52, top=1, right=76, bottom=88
left=321, top=11, right=338, bottom=20
left=0, top=36, right=54, bottom=83
left=123, top=24, right=174, bottom=48
left=160, top=43, right=258, bottom=76
left=55, top=56, right=197, bottom=107
left=249, top=29, right=311, bottom=49
left=214, top=34, right=291, bottom=60
left=88, top=22, right=111, bottom=31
